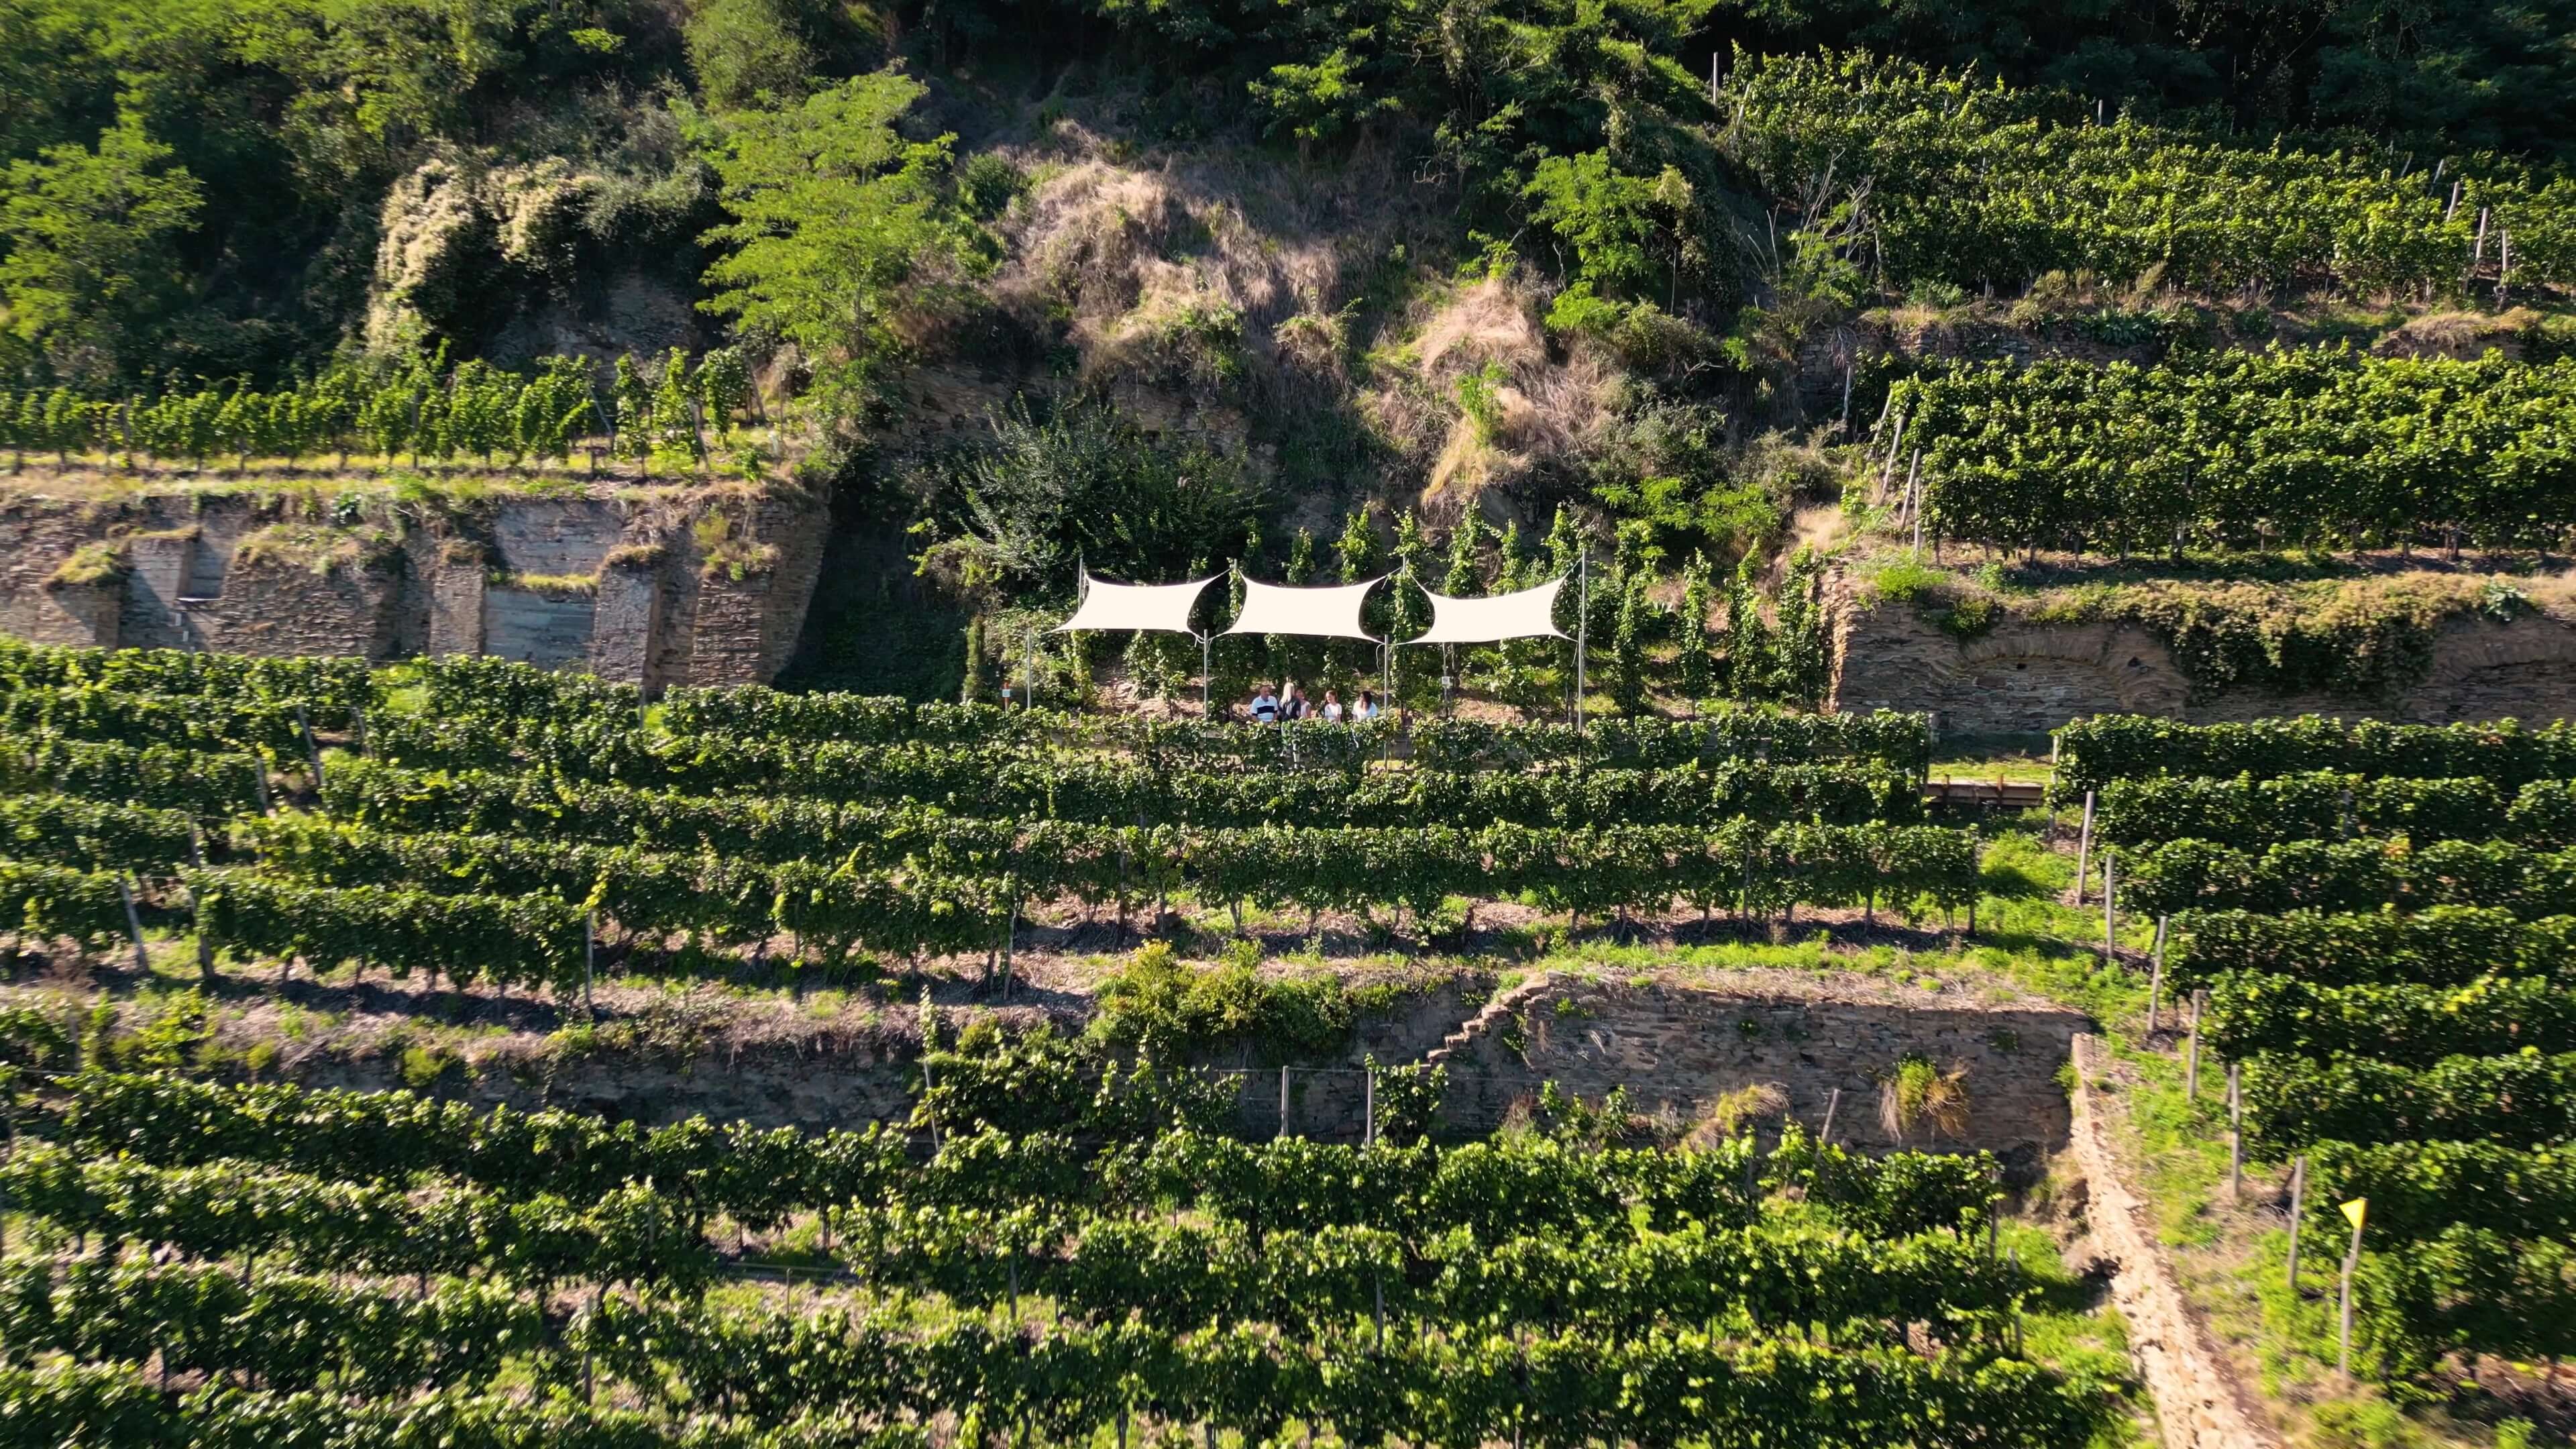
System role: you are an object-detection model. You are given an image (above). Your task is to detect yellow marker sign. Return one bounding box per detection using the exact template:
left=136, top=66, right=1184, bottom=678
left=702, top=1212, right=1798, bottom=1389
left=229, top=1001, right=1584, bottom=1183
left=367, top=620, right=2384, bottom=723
left=2340, top=1199, right=2368, bottom=1232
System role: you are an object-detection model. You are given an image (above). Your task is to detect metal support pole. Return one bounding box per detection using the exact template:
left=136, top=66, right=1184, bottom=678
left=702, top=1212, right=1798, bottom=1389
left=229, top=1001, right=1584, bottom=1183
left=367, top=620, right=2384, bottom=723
left=1818, top=1087, right=1840, bottom=1144
left=584, top=912, right=596, bottom=1017
left=1572, top=548, right=1589, bottom=729
left=1364, top=1065, right=1377, bottom=1146
left=1201, top=633, right=1212, bottom=720
left=1279, top=1065, right=1290, bottom=1139
left=2339, top=1210, right=2365, bottom=1383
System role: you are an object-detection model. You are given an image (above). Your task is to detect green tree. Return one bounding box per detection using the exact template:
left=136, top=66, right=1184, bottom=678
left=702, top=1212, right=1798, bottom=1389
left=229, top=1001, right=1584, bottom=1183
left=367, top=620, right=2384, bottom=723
left=1609, top=567, right=1654, bottom=716
left=1719, top=553, right=1771, bottom=700
left=1334, top=506, right=1383, bottom=584
left=700, top=71, right=972, bottom=422
left=0, top=113, right=203, bottom=382
left=684, top=0, right=818, bottom=110
left=1521, top=152, right=1692, bottom=300
left=1441, top=510, right=1487, bottom=597
left=1248, top=48, right=1397, bottom=150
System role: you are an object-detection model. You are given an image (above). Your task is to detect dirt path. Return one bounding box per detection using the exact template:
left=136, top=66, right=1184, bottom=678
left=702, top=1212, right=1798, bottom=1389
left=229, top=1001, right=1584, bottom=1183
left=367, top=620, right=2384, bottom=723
left=2067, top=1034, right=2283, bottom=1449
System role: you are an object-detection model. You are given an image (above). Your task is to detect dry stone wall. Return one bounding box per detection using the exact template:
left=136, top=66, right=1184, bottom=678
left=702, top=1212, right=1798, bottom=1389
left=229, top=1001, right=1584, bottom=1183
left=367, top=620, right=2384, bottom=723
left=0, top=483, right=826, bottom=692
left=279, top=974, right=2083, bottom=1152
left=1428, top=974, right=2086, bottom=1159
left=1833, top=590, right=2576, bottom=737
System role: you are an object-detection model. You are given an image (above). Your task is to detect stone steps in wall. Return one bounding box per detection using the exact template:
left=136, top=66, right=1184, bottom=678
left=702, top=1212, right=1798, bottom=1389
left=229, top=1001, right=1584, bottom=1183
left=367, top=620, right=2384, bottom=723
left=1424, top=973, right=1563, bottom=1065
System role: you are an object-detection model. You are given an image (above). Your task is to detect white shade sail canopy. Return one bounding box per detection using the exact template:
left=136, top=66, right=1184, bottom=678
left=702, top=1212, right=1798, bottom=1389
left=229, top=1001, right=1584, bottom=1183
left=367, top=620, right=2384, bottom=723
left=1222, top=576, right=1385, bottom=642
left=1411, top=576, right=1572, bottom=645
left=1051, top=571, right=1218, bottom=635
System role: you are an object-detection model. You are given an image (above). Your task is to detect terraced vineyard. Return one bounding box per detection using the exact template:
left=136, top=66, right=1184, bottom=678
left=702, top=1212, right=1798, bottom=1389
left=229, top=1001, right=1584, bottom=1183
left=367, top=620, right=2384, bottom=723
left=0, top=641, right=1974, bottom=991
left=0, top=1057, right=2119, bottom=1446
left=0, top=639, right=2146, bottom=1446
left=2065, top=716, right=2576, bottom=1377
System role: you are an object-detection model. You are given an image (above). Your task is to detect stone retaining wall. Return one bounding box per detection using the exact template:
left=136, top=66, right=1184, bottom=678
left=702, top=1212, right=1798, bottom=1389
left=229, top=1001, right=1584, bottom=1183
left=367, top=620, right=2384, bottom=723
left=283, top=974, right=2083, bottom=1154
left=0, top=483, right=826, bottom=692
left=1424, top=974, right=2087, bottom=1159
left=1833, top=590, right=2576, bottom=737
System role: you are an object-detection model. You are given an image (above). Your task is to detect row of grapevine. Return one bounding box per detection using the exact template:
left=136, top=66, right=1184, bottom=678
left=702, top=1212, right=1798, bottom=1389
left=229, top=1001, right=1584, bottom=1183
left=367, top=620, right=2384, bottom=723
left=0, top=1364, right=902, bottom=1449
left=363, top=719, right=1926, bottom=830
left=0, top=859, right=138, bottom=951
left=2055, top=714, right=2576, bottom=794
left=0, top=1147, right=714, bottom=1289
left=225, top=814, right=1978, bottom=953
left=1725, top=52, right=2576, bottom=297
left=2203, top=972, right=2576, bottom=1065
left=2098, top=770, right=2576, bottom=849
left=1895, top=350, right=2576, bottom=552
left=0, top=686, right=321, bottom=758
left=319, top=754, right=1923, bottom=840
left=2119, top=836, right=2576, bottom=918
left=0, top=643, right=1930, bottom=778
left=0, top=794, right=199, bottom=875
left=2241, top=1051, right=2576, bottom=1154
left=2168, top=907, right=2576, bottom=991
left=657, top=682, right=1932, bottom=772
left=0, top=1216, right=2027, bottom=1364
left=0, top=347, right=757, bottom=474
left=2091, top=705, right=2576, bottom=1380
left=0, top=736, right=266, bottom=816
left=0, top=639, right=371, bottom=721
left=0, top=1301, right=2114, bottom=1449
left=40, top=1073, right=1995, bottom=1248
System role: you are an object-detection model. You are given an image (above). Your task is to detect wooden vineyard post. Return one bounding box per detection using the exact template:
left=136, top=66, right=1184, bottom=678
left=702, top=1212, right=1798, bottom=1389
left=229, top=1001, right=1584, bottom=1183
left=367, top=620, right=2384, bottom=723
left=1819, top=1087, right=1840, bottom=1144
left=190, top=880, right=215, bottom=982
left=251, top=755, right=274, bottom=816
left=920, top=1052, right=943, bottom=1150
left=2285, top=1155, right=2309, bottom=1293
left=1907, top=451, right=1925, bottom=553
left=584, top=912, right=596, bottom=1018
left=2101, top=849, right=2116, bottom=955
left=115, top=875, right=149, bottom=973
left=2145, top=916, right=2168, bottom=1029
left=2338, top=1201, right=2368, bottom=1384
left=998, top=876, right=1020, bottom=1002
left=293, top=705, right=325, bottom=788
left=2227, top=1063, right=2243, bottom=1201
left=2074, top=792, right=2095, bottom=903
left=2184, top=989, right=2205, bottom=1100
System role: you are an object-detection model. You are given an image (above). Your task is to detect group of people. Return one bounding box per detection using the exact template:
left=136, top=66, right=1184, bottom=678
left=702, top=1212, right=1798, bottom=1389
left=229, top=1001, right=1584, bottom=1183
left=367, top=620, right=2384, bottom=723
left=1246, top=682, right=1381, bottom=724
